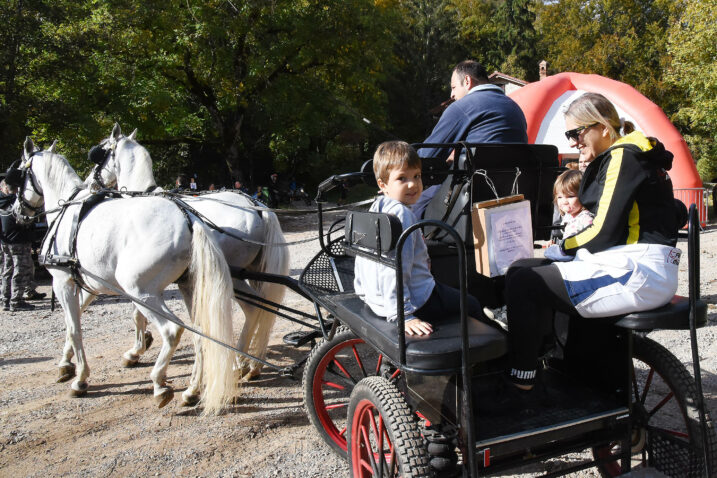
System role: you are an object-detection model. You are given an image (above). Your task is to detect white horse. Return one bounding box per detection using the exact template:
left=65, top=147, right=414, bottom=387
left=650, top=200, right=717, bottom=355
left=13, top=138, right=237, bottom=413
left=88, top=124, right=289, bottom=381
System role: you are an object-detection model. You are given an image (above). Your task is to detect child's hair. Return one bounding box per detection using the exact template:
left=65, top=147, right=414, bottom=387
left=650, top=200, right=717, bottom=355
left=553, top=169, right=583, bottom=212
left=373, top=141, right=421, bottom=183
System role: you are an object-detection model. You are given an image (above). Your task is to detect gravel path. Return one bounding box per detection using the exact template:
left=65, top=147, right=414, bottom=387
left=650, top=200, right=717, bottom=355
left=1, top=210, right=716, bottom=477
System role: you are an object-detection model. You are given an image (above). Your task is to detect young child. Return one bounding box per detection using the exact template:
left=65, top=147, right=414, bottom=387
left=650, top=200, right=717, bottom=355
left=554, top=169, right=594, bottom=239
left=354, top=141, right=485, bottom=336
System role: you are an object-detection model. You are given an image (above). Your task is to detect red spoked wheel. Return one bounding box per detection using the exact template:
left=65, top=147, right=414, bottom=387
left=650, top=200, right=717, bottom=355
left=593, top=335, right=717, bottom=476
left=348, top=376, right=430, bottom=478
left=303, top=326, right=392, bottom=457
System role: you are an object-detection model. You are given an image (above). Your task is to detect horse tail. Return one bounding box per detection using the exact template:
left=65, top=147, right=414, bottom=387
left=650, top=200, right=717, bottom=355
left=189, top=222, right=238, bottom=415
left=245, top=210, right=290, bottom=358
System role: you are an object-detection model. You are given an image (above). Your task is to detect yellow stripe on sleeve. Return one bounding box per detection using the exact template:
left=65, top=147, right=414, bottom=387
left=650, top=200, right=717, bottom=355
left=564, top=148, right=624, bottom=250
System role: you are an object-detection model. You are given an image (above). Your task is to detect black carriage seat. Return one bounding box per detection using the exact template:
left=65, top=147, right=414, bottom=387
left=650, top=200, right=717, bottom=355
left=614, top=295, right=707, bottom=330
left=339, top=211, right=507, bottom=374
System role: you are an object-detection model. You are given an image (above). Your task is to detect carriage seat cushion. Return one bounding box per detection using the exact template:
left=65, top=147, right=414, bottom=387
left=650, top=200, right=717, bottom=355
left=334, top=294, right=507, bottom=373
left=615, top=295, right=707, bottom=330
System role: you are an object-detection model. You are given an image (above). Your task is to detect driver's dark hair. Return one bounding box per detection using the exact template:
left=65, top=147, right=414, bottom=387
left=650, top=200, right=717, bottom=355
left=453, top=60, right=489, bottom=84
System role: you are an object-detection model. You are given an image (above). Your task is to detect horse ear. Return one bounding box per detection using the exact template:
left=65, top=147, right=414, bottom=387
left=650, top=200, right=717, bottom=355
left=112, top=123, right=122, bottom=140
left=24, top=137, right=35, bottom=159
left=129, top=129, right=137, bottom=141
left=48, top=139, right=57, bottom=153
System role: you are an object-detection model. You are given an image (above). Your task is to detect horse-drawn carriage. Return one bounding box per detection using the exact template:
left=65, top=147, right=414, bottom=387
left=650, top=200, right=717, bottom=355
left=297, top=142, right=716, bottom=477
left=8, top=130, right=715, bottom=476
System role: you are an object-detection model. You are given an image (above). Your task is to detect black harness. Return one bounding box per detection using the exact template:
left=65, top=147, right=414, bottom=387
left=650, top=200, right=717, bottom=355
left=88, top=143, right=114, bottom=190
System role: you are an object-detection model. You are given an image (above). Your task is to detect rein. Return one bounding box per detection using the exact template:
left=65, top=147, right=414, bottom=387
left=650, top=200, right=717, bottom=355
left=74, top=266, right=284, bottom=372
left=97, top=188, right=373, bottom=247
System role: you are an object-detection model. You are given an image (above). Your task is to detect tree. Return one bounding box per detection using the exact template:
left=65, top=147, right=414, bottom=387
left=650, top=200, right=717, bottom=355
left=382, top=0, right=468, bottom=142
left=666, top=0, right=717, bottom=180
left=494, top=0, right=539, bottom=81
left=0, top=0, right=53, bottom=169
left=6, top=0, right=400, bottom=186
left=534, top=0, right=683, bottom=105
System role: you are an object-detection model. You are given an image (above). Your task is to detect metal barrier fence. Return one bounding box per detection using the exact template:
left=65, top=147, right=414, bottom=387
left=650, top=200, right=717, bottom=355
left=674, top=188, right=709, bottom=226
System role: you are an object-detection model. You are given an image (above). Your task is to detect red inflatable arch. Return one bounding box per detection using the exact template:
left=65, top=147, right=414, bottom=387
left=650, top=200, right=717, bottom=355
left=509, top=72, right=705, bottom=222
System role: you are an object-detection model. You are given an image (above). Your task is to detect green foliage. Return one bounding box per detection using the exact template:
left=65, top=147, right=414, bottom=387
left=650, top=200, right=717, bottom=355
left=666, top=0, right=717, bottom=180
left=535, top=0, right=682, bottom=104
left=0, top=0, right=712, bottom=191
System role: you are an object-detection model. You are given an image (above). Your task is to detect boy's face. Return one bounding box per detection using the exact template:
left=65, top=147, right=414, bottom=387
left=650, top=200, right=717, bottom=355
left=377, top=164, right=422, bottom=205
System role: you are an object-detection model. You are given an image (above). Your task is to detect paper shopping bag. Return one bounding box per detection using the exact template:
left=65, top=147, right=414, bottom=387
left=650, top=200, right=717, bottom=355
left=471, top=194, right=533, bottom=277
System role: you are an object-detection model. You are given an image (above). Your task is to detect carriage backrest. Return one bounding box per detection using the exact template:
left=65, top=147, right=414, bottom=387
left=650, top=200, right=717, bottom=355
left=344, top=211, right=403, bottom=255
left=415, top=143, right=560, bottom=244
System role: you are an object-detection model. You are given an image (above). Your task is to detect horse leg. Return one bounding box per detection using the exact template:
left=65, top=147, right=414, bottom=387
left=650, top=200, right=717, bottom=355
left=177, top=284, right=202, bottom=407
left=122, top=306, right=151, bottom=367
left=132, top=298, right=184, bottom=408
left=53, top=277, right=90, bottom=396
left=233, top=280, right=275, bottom=381
left=56, top=290, right=96, bottom=382
left=57, top=338, right=76, bottom=383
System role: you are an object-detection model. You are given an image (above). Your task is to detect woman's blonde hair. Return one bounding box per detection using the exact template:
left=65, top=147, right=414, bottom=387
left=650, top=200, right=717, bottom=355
left=373, top=141, right=422, bottom=183
left=553, top=169, right=583, bottom=213
left=564, top=93, right=635, bottom=142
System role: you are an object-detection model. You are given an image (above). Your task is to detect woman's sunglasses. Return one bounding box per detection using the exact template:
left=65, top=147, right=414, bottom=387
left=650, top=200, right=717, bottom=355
left=565, top=123, right=599, bottom=142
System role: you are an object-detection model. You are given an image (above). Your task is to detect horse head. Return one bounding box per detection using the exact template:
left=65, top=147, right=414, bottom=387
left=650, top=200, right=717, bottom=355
left=10, top=137, right=49, bottom=223
left=87, top=123, right=123, bottom=190
left=13, top=138, right=83, bottom=223
left=89, top=123, right=155, bottom=192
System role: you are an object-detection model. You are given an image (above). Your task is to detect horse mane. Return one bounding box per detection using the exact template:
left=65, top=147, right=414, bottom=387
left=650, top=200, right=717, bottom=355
left=43, top=151, right=85, bottom=196
left=118, top=137, right=159, bottom=190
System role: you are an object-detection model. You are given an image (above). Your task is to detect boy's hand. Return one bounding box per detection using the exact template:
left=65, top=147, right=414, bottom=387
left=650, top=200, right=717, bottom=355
left=405, top=318, right=433, bottom=336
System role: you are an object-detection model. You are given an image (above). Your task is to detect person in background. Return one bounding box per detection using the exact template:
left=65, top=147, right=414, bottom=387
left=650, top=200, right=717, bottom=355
left=189, top=177, right=197, bottom=190
left=233, top=179, right=249, bottom=194
left=1, top=179, right=44, bottom=312
left=577, top=148, right=594, bottom=172
left=414, top=60, right=528, bottom=218
left=420, top=59, right=528, bottom=160
left=171, top=174, right=189, bottom=193
left=488, top=92, right=681, bottom=414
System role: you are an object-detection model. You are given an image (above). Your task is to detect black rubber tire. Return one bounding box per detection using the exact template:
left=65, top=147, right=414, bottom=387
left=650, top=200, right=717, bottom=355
left=347, top=376, right=431, bottom=477
left=593, top=335, right=717, bottom=476
left=302, top=326, right=386, bottom=458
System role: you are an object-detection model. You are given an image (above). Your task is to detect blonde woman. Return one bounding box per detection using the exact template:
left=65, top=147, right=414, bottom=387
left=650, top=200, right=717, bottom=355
left=487, top=92, right=682, bottom=413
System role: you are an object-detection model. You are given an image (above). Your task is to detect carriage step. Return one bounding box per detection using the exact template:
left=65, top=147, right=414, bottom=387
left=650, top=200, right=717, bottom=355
left=283, top=331, right=321, bottom=347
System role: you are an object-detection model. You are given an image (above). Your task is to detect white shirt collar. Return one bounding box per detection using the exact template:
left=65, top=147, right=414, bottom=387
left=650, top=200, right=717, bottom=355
left=467, top=83, right=505, bottom=95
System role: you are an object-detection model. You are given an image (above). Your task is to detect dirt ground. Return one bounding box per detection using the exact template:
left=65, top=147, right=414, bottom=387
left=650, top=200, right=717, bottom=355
left=1, top=210, right=716, bottom=478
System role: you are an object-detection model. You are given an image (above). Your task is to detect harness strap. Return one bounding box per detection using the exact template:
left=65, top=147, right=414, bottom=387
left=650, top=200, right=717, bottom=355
left=165, top=195, right=194, bottom=233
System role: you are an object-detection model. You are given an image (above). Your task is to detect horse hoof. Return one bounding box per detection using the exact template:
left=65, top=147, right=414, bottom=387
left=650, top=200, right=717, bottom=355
left=57, top=364, right=76, bottom=383
left=144, top=331, right=154, bottom=350
left=154, top=389, right=174, bottom=409
left=239, top=369, right=261, bottom=382
left=121, top=354, right=139, bottom=368
left=69, top=382, right=88, bottom=397
left=181, top=392, right=200, bottom=407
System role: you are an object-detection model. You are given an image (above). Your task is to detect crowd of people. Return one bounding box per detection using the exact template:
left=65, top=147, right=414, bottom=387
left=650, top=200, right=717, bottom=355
left=171, top=172, right=310, bottom=208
